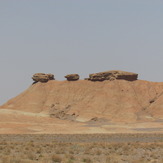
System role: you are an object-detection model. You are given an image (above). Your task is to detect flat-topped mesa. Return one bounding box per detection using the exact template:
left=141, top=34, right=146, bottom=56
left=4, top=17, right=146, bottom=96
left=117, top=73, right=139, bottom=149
left=87, top=70, right=138, bottom=81
left=65, top=74, right=80, bottom=81
left=32, top=73, right=55, bottom=83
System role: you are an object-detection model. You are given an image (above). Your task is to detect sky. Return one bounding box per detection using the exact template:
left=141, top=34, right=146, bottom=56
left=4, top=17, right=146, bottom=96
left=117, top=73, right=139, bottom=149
left=0, top=0, right=163, bottom=104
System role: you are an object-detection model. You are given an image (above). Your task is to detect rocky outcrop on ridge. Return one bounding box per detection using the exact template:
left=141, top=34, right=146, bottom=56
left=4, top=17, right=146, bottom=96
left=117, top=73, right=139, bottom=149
left=86, top=70, right=138, bottom=81
left=32, top=73, right=54, bottom=83
left=65, top=74, right=80, bottom=81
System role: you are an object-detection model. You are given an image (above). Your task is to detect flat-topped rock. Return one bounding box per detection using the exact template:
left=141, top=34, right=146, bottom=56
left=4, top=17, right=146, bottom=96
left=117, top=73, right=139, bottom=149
left=32, top=73, right=54, bottom=83
left=65, top=74, right=80, bottom=81
left=87, top=70, right=138, bottom=81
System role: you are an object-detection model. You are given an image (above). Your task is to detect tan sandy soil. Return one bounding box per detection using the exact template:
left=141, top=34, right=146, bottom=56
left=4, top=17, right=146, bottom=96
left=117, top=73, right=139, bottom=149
left=0, top=80, right=163, bottom=134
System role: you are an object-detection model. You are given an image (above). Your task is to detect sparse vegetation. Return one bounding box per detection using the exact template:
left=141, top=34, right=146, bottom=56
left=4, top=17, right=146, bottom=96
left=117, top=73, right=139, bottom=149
left=0, top=134, right=162, bottom=163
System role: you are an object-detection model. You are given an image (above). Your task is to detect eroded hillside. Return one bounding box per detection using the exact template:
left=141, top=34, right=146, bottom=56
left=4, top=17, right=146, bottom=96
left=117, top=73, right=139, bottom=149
left=1, top=80, right=163, bottom=123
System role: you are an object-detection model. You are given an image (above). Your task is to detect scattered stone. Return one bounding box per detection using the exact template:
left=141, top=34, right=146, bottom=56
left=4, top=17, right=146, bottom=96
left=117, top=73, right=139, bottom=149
left=47, top=73, right=54, bottom=80
left=87, top=70, right=138, bottom=81
left=49, top=103, right=78, bottom=121
left=149, top=99, right=155, bottom=104
left=65, top=74, right=80, bottom=81
left=88, top=117, right=108, bottom=123
left=90, top=117, right=98, bottom=121
left=32, top=73, right=54, bottom=83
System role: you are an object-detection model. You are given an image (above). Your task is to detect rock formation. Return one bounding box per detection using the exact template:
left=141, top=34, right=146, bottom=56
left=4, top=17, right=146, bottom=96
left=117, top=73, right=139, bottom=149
left=65, top=74, right=80, bottom=81
left=1, top=79, right=163, bottom=123
left=32, top=73, right=54, bottom=83
left=1, top=78, right=163, bottom=134
left=87, top=70, right=138, bottom=81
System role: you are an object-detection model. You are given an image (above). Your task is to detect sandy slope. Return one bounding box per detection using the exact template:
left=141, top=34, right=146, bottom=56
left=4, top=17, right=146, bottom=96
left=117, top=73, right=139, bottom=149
left=0, top=80, right=163, bottom=134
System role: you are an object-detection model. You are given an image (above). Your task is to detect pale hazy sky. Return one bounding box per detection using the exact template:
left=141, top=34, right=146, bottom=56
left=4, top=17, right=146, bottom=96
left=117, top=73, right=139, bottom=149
left=0, top=0, right=163, bottom=104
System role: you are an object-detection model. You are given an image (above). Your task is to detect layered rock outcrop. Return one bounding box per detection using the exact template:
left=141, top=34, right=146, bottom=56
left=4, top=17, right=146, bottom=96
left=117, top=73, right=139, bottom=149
left=86, top=70, right=138, bottom=81
left=32, top=73, right=54, bottom=83
left=65, top=74, right=80, bottom=81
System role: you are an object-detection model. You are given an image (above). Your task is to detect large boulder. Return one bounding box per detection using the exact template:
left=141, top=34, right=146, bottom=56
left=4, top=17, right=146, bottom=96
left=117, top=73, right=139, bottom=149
left=87, top=70, right=138, bottom=81
left=32, top=73, right=54, bottom=83
left=65, top=74, right=80, bottom=81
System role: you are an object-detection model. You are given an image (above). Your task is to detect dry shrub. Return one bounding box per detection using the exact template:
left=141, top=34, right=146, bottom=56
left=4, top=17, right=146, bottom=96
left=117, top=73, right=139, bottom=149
left=26, top=151, right=36, bottom=160
left=51, top=154, right=62, bottom=163
left=82, top=157, right=92, bottom=163
left=0, top=156, right=10, bottom=163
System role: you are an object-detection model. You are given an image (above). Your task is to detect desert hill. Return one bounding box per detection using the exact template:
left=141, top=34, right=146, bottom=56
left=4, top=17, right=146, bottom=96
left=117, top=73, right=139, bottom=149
left=0, top=70, right=163, bottom=134
left=1, top=79, right=163, bottom=123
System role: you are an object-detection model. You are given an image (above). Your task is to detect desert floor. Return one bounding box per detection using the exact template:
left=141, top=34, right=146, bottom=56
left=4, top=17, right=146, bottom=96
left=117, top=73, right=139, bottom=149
left=0, top=134, right=163, bottom=163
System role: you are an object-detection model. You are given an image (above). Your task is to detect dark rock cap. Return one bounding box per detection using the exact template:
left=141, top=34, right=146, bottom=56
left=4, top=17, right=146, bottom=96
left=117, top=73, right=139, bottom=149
left=32, top=73, right=55, bottom=83
left=65, top=74, right=80, bottom=81
left=86, top=70, right=138, bottom=81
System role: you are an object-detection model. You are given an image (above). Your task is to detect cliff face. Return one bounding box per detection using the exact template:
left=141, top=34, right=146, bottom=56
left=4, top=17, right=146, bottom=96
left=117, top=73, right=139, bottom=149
left=1, top=80, right=163, bottom=123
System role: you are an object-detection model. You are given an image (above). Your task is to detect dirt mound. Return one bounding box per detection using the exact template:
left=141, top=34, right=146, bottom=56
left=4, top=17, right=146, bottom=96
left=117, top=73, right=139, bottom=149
left=1, top=79, right=163, bottom=123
